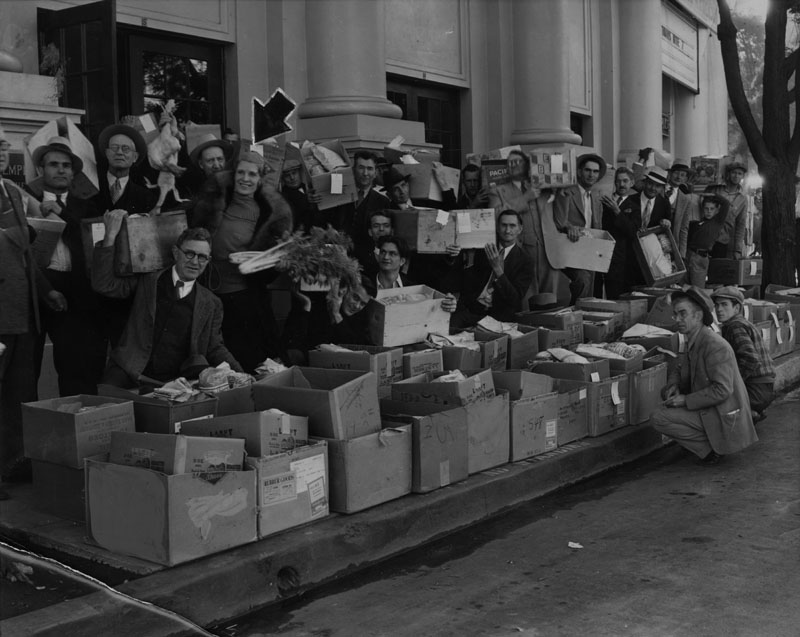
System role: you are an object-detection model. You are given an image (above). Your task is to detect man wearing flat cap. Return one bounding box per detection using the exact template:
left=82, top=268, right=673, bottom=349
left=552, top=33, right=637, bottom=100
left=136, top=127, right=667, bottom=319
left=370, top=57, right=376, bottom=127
left=704, top=160, right=748, bottom=259
left=553, top=153, right=607, bottom=303
left=651, top=286, right=757, bottom=465
left=666, top=160, right=697, bottom=258
left=712, top=286, right=775, bottom=421
left=28, top=136, right=107, bottom=396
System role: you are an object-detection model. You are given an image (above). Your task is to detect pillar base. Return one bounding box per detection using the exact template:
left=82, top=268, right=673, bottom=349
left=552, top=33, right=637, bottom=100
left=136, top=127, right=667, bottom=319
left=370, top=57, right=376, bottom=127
left=295, top=113, right=440, bottom=155
left=297, top=96, right=403, bottom=120
left=510, top=127, right=582, bottom=146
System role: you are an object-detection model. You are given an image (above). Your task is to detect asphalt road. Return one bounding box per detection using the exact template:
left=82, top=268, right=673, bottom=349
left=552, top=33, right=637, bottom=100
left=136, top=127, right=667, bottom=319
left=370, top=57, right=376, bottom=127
left=221, top=387, right=800, bottom=637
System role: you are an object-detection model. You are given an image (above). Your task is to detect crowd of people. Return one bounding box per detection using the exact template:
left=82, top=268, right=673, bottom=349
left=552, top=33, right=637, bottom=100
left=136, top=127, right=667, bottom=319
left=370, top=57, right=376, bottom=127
left=0, top=116, right=772, bottom=494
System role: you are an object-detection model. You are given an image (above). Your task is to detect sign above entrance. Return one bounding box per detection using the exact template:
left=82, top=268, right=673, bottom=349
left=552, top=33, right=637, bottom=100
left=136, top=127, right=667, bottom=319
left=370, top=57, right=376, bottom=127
left=661, top=2, right=699, bottom=93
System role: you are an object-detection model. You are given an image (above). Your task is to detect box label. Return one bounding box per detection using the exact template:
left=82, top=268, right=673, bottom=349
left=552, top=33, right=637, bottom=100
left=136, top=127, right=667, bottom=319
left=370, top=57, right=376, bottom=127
left=308, top=476, right=328, bottom=517
left=261, top=471, right=297, bottom=506
left=289, top=453, right=326, bottom=494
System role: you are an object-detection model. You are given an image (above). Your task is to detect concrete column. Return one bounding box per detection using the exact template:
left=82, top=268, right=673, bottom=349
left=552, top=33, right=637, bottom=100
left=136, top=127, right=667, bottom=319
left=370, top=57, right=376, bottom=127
left=297, top=0, right=401, bottom=120
left=618, top=0, right=663, bottom=153
left=509, top=0, right=581, bottom=146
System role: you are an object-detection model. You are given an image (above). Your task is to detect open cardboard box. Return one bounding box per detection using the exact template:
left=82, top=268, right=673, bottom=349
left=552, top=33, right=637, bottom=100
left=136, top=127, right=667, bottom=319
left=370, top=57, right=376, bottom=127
left=368, top=285, right=451, bottom=347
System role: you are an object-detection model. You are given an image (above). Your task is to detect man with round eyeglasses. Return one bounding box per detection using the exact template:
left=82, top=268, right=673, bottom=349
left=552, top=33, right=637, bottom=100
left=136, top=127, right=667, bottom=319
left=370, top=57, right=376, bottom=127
left=93, top=123, right=155, bottom=218
left=91, top=215, right=242, bottom=388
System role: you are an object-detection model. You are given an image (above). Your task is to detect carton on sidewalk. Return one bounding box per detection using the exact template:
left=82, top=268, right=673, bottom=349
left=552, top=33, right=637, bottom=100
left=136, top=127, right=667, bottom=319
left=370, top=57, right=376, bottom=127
left=580, top=310, right=625, bottom=343
left=492, top=370, right=554, bottom=401
left=253, top=367, right=380, bottom=440
left=402, top=348, right=443, bottom=378
left=440, top=345, right=482, bottom=371
left=628, top=358, right=668, bottom=425
left=576, top=297, right=649, bottom=330
left=98, top=384, right=218, bottom=434
left=108, top=432, right=245, bottom=474
left=316, top=425, right=412, bottom=514
left=22, top=395, right=135, bottom=468
left=472, top=331, right=510, bottom=371
left=180, top=410, right=309, bottom=457
left=557, top=374, right=629, bottom=437
left=86, top=459, right=257, bottom=566
left=367, top=285, right=451, bottom=347
left=707, top=258, right=763, bottom=286
left=530, top=358, right=611, bottom=383
left=309, top=344, right=403, bottom=399
left=391, top=369, right=495, bottom=407
left=248, top=441, right=329, bottom=538
left=517, top=307, right=583, bottom=345
left=538, top=327, right=571, bottom=350
left=508, top=392, right=559, bottom=461
left=475, top=324, right=538, bottom=370
left=555, top=382, right=589, bottom=445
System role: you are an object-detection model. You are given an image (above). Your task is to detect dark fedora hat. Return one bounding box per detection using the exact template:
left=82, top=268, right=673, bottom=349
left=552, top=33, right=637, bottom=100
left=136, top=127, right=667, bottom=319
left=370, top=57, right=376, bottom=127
left=97, top=124, right=148, bottom=166
left=671, top=285, right=715, bottom=326
left=669, top=159, right=692, bottom=173
left=577, top=153, right=607, bottom=181
left=384, top=166, right=412, bottom=189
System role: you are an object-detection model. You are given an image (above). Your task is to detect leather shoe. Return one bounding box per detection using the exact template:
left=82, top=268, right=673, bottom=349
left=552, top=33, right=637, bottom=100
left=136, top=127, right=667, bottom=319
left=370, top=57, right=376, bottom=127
left=698, top=451, right=723, bottom=466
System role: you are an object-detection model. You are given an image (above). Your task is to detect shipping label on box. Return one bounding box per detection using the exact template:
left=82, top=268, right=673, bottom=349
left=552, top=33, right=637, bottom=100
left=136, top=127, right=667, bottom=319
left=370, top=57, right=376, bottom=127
left=86, top=460, right=257, bottom=566
left=253, top=367, right=381, bottom=440
left=248, top=441, right=329, bottom=538
left=368, top=284, right=451, bottom=347
left=555, top=384, right=588, bottom=445
left=309, top=344, right=402, bottom=399
left=402, top=348, right=443, bottom=378
left=628, top=359, right=668, bottom=424
left=22, top=395, right=135, bottom=468
left=517, top=308, right=584, bottom=345
left=509, top=392, right=559, bottom=461
left=318, top=425, right=412, bottom=514
left=391, top=369, right=495, bottom=407
left=491, top=370, right=554, bottom=401
left=180, top=410, right=309, bottom=457
left=311, top=168, right=357, bottom=210
left=109, top=432, right=245, bottom=474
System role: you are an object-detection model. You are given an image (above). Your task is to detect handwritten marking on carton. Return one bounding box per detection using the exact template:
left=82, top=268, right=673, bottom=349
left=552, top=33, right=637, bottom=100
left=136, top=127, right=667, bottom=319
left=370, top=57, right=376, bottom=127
left=186, top=488, right=248, bottom=540
left=340, top=378, right=376, bottom=437
left=423, top=418, right=456, bottom=444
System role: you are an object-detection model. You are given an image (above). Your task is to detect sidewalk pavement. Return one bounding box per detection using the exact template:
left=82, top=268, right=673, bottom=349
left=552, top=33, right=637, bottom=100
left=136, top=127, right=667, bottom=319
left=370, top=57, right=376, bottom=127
left=2, top=350, right=799, bottom=636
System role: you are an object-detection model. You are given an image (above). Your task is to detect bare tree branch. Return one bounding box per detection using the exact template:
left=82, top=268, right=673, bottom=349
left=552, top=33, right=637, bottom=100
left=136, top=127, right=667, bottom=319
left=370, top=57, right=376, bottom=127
left=717, top=0, right=771, bottom=164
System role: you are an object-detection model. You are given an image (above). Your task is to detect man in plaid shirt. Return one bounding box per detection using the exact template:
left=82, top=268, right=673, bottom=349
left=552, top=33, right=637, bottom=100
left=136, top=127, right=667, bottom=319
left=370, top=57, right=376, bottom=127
left=712, top=286, right=776, bottom=422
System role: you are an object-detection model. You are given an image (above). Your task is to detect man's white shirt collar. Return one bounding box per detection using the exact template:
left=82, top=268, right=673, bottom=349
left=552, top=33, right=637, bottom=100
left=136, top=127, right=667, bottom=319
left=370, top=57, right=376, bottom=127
left=171, top=266, right=196, bottom=298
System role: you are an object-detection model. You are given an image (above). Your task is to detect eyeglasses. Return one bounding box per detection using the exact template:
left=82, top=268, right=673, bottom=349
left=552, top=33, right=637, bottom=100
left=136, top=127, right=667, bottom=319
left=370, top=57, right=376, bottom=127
left=0, top=142, right=10, bottom=152
left=177, top=247, right=210, bottom=264
left=108, top=144, right=135, bottom=155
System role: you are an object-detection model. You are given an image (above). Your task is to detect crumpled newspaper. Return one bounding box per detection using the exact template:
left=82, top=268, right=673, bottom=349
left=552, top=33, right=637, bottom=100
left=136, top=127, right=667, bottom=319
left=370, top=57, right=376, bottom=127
left=622, top=323, right=674, bottom=338
left=431, top=370, right=468, bottom=383
left=255, top=357, right=288, bottom=377
left=152, top=377, right=196, bottom=402
left=428, top=332, right=481, bottom=351
left=316, top=343, right=353, bottom=353
left=477, top=316, right=524, bottom=338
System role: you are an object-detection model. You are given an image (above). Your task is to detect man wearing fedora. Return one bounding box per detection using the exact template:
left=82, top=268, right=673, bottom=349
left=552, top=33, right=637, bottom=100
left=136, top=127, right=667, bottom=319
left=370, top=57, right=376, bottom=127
left=651, top=286, right=757, bottom=465
left=28, top=136, right=107, bottom=396
left=553, top=153, right=607, bottom=303
left=711, top=286, right=775, bottom=422
left=704, top=160, right=748, bottom=259
left=191, top=133, right=232, bottom=181
left=93, top=123, right=155, bottom=218
left=666, top=160, right=697, bottom=257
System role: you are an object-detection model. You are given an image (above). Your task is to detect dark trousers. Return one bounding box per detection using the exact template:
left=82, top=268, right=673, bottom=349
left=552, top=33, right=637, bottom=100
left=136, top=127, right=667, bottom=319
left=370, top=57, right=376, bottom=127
left=563, top=268, right=594, bottom=305
left=0, top=329, right=39, bottom=475
left=746, top=381, right=775, bottom=414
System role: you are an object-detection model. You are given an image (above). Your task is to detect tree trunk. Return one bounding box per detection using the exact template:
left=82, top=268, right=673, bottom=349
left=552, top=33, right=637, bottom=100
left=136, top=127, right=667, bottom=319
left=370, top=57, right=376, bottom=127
left=758, top=160, right=797, bottom=286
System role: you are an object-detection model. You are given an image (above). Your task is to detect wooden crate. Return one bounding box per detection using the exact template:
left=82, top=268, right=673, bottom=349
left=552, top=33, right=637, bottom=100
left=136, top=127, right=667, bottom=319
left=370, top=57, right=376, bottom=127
left=707, top=258, right=763, bottom=286
left=633, top=226, right=686, bottom=287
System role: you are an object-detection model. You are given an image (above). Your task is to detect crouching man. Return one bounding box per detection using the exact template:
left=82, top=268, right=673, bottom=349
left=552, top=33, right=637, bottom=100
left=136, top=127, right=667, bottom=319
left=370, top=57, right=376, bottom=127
left=711, top=286, right=776, bottom=422
left=92, top=210, right=242, bottom=388
left=650, top=286, right=757, bottom=465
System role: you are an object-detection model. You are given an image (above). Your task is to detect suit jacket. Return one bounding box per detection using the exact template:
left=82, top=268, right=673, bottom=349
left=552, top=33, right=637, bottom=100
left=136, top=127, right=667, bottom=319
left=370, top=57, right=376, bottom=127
left=669, top=326, right=757, bottom=454
left=704, top=184, right=748, bottom=257
left=332, top=187, right=391, bottom=242
left=456, top=244, right=534, bottom=321
left=93, top=176, right=157, bottom=217
left=488, top=182, right=543, bottom=249
left=91, top=245, right=242, bottom=379
left=670, top=189, right=697, bottom=257
left=619, top=193, right=672, bottom=232
left=554, top=185, right=602, bottom=231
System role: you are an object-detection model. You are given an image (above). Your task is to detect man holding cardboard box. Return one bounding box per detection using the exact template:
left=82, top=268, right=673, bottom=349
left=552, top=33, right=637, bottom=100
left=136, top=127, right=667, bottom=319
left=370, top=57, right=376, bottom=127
left=711, top=286, right=775, bottom=422
left=651, top=287, right=757, bottom=465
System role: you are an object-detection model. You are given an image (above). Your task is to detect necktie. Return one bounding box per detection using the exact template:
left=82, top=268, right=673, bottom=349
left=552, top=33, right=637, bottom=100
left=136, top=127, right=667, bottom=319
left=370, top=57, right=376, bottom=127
left=521, top=182, right=528, bottom=194
left=175, top=280, right=184, bottom=300
left=111, top=179, right=122, bottom=204
left=584, top=191, right=592, bottom=227
left=56, top=194, right=66, bottom=210
left=666, top=187, right=674, bottom=200
left=642, top=199, right=652, bottom=229
left=357, top=189, right=365, bottom=207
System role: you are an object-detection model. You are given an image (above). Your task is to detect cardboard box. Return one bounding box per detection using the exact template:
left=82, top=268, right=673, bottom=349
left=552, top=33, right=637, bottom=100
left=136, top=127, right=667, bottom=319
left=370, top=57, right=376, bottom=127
left=576, top=297, right=649, bottom=330
left=555, top=383, right=588, bottom=445
left=537, top=327, right=571, bottom=350
left=620, top=291, right=661, bottom=312
left=464, top=390, right=510, bottom=474
left=310, top=168, right=357, bottom=210
left=742, top=300, right=779, bottom=324
left=509, top=392, right=559, bottom=461
left=628, top=358, right=668, bottom=424
left=585, top=351, right=644, bottom=375
left=440, top=345, right=482, bottom=371
left=528, top=147, right=576, bottom=187
left=643, top=295, right=677, bottom=331
left=480, top=159, right=511, bottom=188
left=558, top=375, right=629, bottom=437
left=707, top=258, right=763, bottom=286
left=402, top=348, right=443, bottom=378
left=109, top=432, right=245, bottom=474
left=382, top=410, right=469, bottom=494
left=472, top=332, right=509, bottom=371
left=580, top=310, right=625, bottom=342
left=214, top=385, right=256, bottom=417
left=253, top=367, right=380, bottom=440
left=248, top=441, right=329, bottom=538
left=391, top=369, right=495, bottom=407
left=754, top=321, right=775, bottom=357
left=319, top=425, right=412, bottom=514
left=309, top=344, right=403, bottom=399
left=393, top=164, right=461, bottom=203
left=114, top=210, right=188, bottom=276
left=367, top=285, right=451, bottom=347
left=392, top=208, right=496, bottom=253
left=622, top=332, right=684, bottom=355
left=86, top=460, right=257, bottom=566
left=32, top=458, right=101, bottom=522
left=28, top=216, right=66, bottom=269
left=517, top=308, right=584, bottom=345
left=633, top=226, right=686, bottom=287
left=690, top=155, right=731, bottom=188
left=22, top=395, right=135, bottom=468
left=492, top=370, right=554, bottom=401
left=179, top=410, right=309, bottom=457
left=495, top=325, right=540, bottom=369
left=530, top=358, right=611, bottom=382
left=98, top=384, right=218, bottom=434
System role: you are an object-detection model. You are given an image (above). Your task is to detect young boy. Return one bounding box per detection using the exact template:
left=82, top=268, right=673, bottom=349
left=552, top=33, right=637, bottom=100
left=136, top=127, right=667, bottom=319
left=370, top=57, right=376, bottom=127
left=686, top=194, right=729, bottom=287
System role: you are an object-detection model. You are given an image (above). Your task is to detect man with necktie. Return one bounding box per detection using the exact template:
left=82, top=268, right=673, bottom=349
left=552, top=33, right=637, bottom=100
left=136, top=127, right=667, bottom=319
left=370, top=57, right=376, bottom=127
left=601, top=167, right=638, bottom=299
left=666, top=159, right=697, bottom=258
left=28, top=136, right=107, bottom=396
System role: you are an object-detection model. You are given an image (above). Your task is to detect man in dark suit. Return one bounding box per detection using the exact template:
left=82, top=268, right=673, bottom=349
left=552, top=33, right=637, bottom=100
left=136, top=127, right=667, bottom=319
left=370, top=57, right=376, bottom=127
left=553, top=153, right=606, bottom=303
left=29, top=136, right=107, bottom=395
left=665, top=159, right=697, bottom=257
left=329, top=150, right=391, bottom=241
left=450, top=210, right=534, bottom=330
left=651, top=287, right=757, bottom=465
left=92, top=215, right=242, bottom=388
left=457, top=163, right=490, bottom=209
